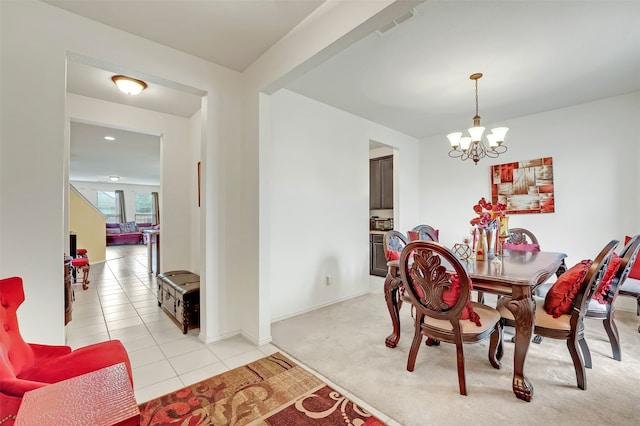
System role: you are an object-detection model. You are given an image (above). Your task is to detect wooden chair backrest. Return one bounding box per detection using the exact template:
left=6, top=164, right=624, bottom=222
left=399, top=240, right=470, bottom=322
left=573, top=240, right=619, bottom=319
left=384, top=230, right=409, bottom=253
left=606, top=235, right=640, bottom=303
left=411, top=225, right=439, bottom=242
left=507, top=228, right=539, bottom=245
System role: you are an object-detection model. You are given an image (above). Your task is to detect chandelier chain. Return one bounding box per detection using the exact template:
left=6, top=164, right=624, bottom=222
left=475, top=78, right=479, bottom=118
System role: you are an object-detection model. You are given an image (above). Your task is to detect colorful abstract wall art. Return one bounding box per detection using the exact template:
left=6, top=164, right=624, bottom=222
left=490, top=157, right=554, bottom=214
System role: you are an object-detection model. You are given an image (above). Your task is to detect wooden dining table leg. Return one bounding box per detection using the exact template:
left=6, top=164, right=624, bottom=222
left=384, top=265, right=402, bottom=348
left=503, top=286, right=535, bottom=402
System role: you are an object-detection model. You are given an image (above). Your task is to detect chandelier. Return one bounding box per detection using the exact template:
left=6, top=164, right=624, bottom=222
left=447, top=73, right=508, bottom=165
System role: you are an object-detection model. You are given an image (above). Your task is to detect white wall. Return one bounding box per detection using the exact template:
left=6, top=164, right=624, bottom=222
left=418, top=92, right=640, bottom=310
left=1, top=1, right=242, bottom=344
left=268, top=89, right=419, bottom=320
left=71, top=181, right=160, bottom=224
left=245, top=0, right=419, bottom=343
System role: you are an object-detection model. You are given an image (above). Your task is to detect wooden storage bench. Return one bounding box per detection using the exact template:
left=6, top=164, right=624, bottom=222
left=157, top=270, right=200, bottom=334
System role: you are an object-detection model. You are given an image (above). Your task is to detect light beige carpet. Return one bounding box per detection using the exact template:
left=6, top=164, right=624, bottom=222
left=272, top=292, right=640, bottom=426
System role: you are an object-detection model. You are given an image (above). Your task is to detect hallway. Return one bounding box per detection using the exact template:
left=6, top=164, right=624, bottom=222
left=65, top=244, right=280, bottom=403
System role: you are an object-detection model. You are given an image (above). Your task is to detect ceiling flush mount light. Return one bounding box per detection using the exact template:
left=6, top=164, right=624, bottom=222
left=109, top=176, right=120, bottom=182
left=111, top=75, right=147, bottom=95
left=447, top=73, right=508, bottom=165
left=104, top=136, right=115, bottom=141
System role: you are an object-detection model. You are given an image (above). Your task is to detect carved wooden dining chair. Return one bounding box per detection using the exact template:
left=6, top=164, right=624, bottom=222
left=505, top=227, right=566, bottom=295
left=618, top=235, right=640, bottom=333
left=506, top=227, right=539, bottom=246
left=480, top=228, right=553, bottom=309
left=585, top=234, right=640, bottom=360
left=382, top=230, right=409, bottom=310
left=383, top=230, right=411, bottom=313
left=498, top=240, right=618, bottom=390
left=619, top=280, right=640, bottom=333
left=409, top=224, right=439, bottom=242
left=399, top=240, right=503, bottom=396
left=383, top=230, right=409, bottom=259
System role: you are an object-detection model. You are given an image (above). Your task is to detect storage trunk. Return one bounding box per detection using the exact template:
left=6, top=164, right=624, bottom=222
left=156, top=270, right=200, bottom=333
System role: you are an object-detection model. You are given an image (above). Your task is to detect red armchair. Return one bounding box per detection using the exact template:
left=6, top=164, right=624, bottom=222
left=0, top=276, right=133, bottom=422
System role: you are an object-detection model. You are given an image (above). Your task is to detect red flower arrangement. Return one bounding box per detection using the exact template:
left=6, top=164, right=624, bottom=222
left=470, top=197, right=506, bottom=229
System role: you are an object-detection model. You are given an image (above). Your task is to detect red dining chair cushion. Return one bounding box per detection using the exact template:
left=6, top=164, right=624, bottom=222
left=544, top=260, right=592, bottom=318
left=593, top=253, right=622, bottom=304
left=625, top=236, right=640, bottom=279
left=410, top=273, right=480, bottom=325
left=385, top=250, right=401, bottom=262
left=441, top=274, right=481, bottom=326
left=503, top=243, right=540, bottom=252
left=71, top=258, right=89, bottom=267
left=76, top=249, right=87, bottom=256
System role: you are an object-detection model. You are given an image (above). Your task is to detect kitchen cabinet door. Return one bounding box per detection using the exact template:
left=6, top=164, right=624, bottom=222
left=370, top=155, right=393, bottom=210
left=370, top=233, right=388, bottom=277
left=380, top=156, right=393, bottom=209
left=370, top=159, right=382, bottom=209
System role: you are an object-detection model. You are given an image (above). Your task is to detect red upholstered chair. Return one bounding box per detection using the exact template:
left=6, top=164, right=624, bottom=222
left=0, top=276, right=133, bottom=422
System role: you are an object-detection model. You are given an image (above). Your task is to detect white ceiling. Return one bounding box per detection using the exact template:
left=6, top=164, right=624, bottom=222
left=46, top=0, right=326, bottom=72
left=70, top=122, right=161, bottom=186
left=54, top=0, right=640, bottom=185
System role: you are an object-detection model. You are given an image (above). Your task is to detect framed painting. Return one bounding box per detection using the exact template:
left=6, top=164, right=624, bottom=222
left=490, top=157, right=554, bottom=214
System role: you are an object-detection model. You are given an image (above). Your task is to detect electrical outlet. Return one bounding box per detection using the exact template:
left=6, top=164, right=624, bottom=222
left=325, top=275, right=332, bottom=285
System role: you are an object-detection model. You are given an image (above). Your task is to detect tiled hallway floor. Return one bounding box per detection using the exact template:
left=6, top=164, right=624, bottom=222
left=65, top=244, right=398, bottom=424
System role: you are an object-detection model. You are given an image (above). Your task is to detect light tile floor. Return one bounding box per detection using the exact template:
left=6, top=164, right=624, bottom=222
left=66, top=244, right=400, bottom=425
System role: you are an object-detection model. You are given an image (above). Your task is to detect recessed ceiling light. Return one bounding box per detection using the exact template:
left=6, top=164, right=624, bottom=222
left=111, top=75, right=147, bottom=95
left=109, top=176, right=120, bottom=182
left=104, top=136, right=115, bottom=141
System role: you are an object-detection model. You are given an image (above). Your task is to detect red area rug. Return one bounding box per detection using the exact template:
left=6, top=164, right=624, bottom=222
left=138, top=352, right=386, bottom=425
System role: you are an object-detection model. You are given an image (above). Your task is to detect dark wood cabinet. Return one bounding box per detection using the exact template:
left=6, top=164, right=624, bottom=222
left=370, top=155, right=393, bottom=210
left=370, top=233, right=388, bottom=277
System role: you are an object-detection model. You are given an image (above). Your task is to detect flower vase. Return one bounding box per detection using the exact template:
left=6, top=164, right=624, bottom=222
left=475, top=228, right=486, bottom=261
left=498, top=215, right=510, bottom=257
left=486, top=227, right=495, bottom=258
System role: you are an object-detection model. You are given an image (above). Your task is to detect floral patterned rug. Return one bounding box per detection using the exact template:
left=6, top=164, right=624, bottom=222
left=138, top=352, right=386, bottom=425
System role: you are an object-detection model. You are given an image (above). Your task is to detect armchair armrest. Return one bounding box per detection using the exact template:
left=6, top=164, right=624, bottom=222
left=29, top=343, right=71, bottom=359
left=0, top=377, right=48, bottom=397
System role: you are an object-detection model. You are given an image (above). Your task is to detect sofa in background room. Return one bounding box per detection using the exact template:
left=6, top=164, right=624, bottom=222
left=106, top=222, right=155, bottom=245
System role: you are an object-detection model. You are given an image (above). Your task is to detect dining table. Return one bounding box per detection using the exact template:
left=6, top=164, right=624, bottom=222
left=384, top=248, right=567, bottom=402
